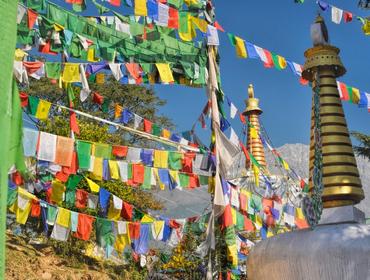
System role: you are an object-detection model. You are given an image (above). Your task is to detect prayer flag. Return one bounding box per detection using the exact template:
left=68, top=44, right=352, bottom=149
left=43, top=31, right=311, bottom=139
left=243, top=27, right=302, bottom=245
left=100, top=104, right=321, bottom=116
left=156, top=63, right=174, bottom=83
left=134, top=0, right=147, bottom=16
left=37, top=132, right=57, bottom=162
left=62, top=63, right=80, bottom=83
left=331, top=6, right=343, bottom=24
left=337, top=81, right=349, bottom=101
left=343, top=11, right=353, bottom=23
left=35, top=99, right=51, bottom=120
left=54, top=136, right=74, bottom=167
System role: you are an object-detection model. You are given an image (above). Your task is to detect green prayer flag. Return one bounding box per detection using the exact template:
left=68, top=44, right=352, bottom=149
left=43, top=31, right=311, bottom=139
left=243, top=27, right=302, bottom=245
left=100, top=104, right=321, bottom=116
left=65, top=190, right=76, bottom=208
left=141, top=167, right=152, bottom=190
left=76, top=140, right=92, bottom=170
left=94, top=143, right=112, bottom=159
left=168, top=152, right=182, bottom=170
left=236, top=212, right=245, bottom=231
left=92, top=0, right=110, bottom=14
left=45, top=62, right=61, bottom=79
left=72, top=1, right=86, bottom=12
left=152, top=124, right=162, bottom=136
left=27, top=96, right=40, bottom=116
left=179, top=173, right=189, bottom=188
left=198, top=175, right=209, bottom=186
left=224, top=226, right=236, bottom=246
left=66, top=175, right=83, bottom=190
left=127, top=163, right=133, bottom=180
left=168, top=0, right=184, bottom=9
left=346, top=86, right=353, bottom=103
left=102, top=98, right=111, bottom=113
left=47, top=205, right=58, bottom=224
left=96, top=218, right=115, bottom=248
left=130, top=22, right=145, bottom=36
left=179, top=12, right=189, bottom=34
left=251, top=194, right=262, bottom=211
left=227, top=33, right=236, bottom=46
left=26, top=0, right=46, bottom=10
left=7, top=188, right=17, bottom=207
left=0, top=2, right=26, bottom=275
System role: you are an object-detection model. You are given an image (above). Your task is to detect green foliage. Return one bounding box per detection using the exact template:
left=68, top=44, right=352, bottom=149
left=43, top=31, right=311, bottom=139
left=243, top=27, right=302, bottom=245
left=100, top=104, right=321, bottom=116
left=351, top=131, right=370, bottom=160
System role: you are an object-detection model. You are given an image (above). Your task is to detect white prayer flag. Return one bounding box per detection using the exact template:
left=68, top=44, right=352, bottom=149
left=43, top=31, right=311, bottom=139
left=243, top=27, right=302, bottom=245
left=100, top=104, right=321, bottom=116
left=331, top=6, right=343, bottom=24
left=109, top=63, right=123, bottom=81
left=230, top=102, right=238, bottom=119
left=37, top=132, right=57, bottom=162
left=157, top=3, right=169, bottom=26
left=207, top=25, right=219, bottom=46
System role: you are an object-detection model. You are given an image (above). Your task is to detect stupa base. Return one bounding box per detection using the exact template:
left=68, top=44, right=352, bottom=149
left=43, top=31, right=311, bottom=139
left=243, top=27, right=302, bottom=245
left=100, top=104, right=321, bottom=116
left=247, top=207, right=370, bottom=280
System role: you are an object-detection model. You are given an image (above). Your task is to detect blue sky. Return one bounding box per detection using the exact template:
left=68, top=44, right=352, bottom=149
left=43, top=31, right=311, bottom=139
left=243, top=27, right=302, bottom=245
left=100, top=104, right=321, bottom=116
left=51, top=0, right=370, bottom=147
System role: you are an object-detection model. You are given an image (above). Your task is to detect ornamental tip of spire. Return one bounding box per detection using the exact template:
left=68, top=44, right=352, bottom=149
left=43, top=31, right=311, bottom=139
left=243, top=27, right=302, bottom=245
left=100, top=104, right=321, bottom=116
left=315, top=14, right=324, bottom=24
left=248, top=84, right=254, bottom=98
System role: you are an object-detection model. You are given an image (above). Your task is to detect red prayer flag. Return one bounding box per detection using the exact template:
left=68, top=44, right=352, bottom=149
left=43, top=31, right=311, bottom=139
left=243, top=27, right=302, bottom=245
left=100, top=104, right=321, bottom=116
left=109, top=0, right=121, bottom=6
left=223, top=204, right=234, bottom=228
left=30, top=200, right=41, bottom=218
left=23, top=61, right=43, bottom=75
left=19, top=92, right=29, bottom=107
left=344, top=11, right=353, bottom=23
left=66, top=0, right=83, bottom=3
left=27, top=9, right=38, bottom=29
left=240, top=141, right=250, bottom=161
left=75, top=189, right=88, bottom=209
left=339, top=82, right=349, bottom=101
left=132, top=164, right=145, bottom=185
left=295, top=218, right=309, bottom=229
left=112, top=145, right=128, bottom=157
left=38, top=41, right=58, bottom=55
left=299, top=77, right=309, bottom=85
left=55, top=171, right=70, bottom=183
left=168, top=7, right=179, bottom=29
left=263, top=49, right=274, bottom=68
left=214, top=21, right=224, bottom=32
left=143, top=119, right=153, bottom=133
left=121, top=202, right=133, bottom=220
left=188, top=174, right=199, bottom=189
left=74, top=214, right=95, bottom=241
left=129, top=222, right=141, bottom=240
left=244, top=217, right=254, bottom=231
left=92, top=92, right=104, bottom=105
left=12, top=171, right=23, bottom=186
left=239, top=113, right=246, bottom=124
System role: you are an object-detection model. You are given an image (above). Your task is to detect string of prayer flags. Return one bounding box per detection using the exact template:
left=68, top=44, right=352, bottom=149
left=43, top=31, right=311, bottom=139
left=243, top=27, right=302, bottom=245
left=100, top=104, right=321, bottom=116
left=302, top=0, right=368, bottom=35
left=8, top=186, right=197, bottom=254
left=225, top=35, right=369, bottom=112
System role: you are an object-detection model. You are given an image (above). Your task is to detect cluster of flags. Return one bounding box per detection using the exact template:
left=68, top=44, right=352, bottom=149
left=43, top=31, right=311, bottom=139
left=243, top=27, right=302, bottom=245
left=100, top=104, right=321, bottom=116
left=8, top=185, right=197, bottom=256
left=23, top=128, right=212, bottom=190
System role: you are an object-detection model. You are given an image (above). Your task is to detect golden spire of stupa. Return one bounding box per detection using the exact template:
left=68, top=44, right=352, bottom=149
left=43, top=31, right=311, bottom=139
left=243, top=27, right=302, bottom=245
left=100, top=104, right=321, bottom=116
left=242, top=84, right=267, bottom=169
left=303, top=15, right=364, bottom=208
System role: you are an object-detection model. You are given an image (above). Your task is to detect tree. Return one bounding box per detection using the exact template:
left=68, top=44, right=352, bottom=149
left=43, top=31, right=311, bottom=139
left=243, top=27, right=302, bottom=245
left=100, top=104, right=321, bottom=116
left=351, top=131, right=370, bottom=161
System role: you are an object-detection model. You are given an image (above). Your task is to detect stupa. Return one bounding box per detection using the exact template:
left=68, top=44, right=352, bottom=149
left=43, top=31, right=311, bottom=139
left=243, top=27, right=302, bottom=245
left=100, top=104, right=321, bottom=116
left=247, top=16, right=370, bottom=279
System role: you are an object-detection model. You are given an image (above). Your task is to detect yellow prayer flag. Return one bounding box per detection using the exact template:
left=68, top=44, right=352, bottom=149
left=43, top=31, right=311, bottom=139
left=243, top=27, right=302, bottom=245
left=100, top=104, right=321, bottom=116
left=153, top=168, right=165, bottom=190
left=51, top=180, right=65, bottom=205
left=179, top=13, right=196, bottom=42
left=54, top=23, right=64, bottom=31
left=62, top=63, right=80, bottom=83
left=108, top=203, right=121, bottom=221
left=56, top=208, right=71, bottom=228
left=91, top=157, right=103, bottom=181
left=153, top=150, right=169, bottom=169
left=235, top=36, right=247, bottom=58
left=155, top=63, right=174, bottom=83
left=141, top=214, right=155, bottom=223
left=85, top=177, right=100, bottom=193
left=226, top=244, right=238, bottom=268
left=109, top=160, right=120, bottom=180
left=114, top=233, right=130, bottom=253
left=250, top=127, right=258, bottom=139
left=190, top=16, right=208, bottom=33
left=352, top=88, right=361, bottom=104
left=87, top=47, right=100, bottom=62
left=267, top=230, right=274, bottom=238
left=162, top=129, right=171, bottom=139
left=114, top=104, right=123, bottom=119
left=278, top=55, right=287, bottom=69
left=296, top=208, right=305, bottom=220
left=255, top=215, right=263, bottom=229
left=152, top=220, right=165, bottom=239
left=184, top=0, right=199, bottom=5
left=35, top=100, right=51, bottom=120
left=253, top=164, right=259, bottom=187
left=134, top=0, right=147, bottom=16
left=16, top=202, right=32, bottom=225
left=231, top=208, right=237, bottom=225
left=15, top=49, right=27, bottom=61
left=282, top=160, right=290, bottom=170
left=96, top=72, right=105, bottom=84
